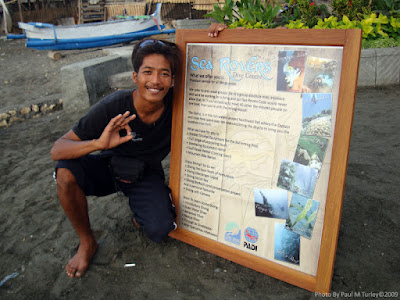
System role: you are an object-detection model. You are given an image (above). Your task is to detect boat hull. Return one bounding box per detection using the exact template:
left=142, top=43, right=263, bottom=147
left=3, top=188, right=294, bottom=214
left=16, top=3, right=174, bottom=50
left=25, top=28, right=175, bottom=50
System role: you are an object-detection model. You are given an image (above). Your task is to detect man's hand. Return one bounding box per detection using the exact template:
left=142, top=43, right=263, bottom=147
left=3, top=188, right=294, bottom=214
left=96, top=111, right=136, bottom=150
left=51, top=111, right=137, bottom=161
left=208, top=23, right=228, bottom=37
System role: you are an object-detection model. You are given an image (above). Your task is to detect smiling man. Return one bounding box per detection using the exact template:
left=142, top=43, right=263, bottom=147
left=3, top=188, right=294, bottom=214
left=51, top=39, right=181, bottom=278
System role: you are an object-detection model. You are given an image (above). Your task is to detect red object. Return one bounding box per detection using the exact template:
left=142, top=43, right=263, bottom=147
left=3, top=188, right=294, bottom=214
left=245, top=231, right=256, bottom=240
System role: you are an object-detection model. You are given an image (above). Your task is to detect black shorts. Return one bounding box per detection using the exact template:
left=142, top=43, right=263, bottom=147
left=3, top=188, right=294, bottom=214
left=55, top=154, right=176, bottom=243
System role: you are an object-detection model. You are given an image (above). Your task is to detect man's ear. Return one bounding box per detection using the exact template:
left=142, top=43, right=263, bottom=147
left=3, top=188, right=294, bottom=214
left=132, top=71, right=138, bottom=84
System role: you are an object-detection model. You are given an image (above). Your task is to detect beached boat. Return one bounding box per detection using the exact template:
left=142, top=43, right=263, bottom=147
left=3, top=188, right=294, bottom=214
left=11, top=3, right=175, bottom=51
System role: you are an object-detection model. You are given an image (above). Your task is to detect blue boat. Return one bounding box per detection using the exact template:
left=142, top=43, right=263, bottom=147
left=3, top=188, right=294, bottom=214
left=10, top=3, right=175, bottom=50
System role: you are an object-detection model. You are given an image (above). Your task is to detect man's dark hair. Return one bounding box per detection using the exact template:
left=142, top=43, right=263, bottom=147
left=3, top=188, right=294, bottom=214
left=132, top=39, right=181, bottom=76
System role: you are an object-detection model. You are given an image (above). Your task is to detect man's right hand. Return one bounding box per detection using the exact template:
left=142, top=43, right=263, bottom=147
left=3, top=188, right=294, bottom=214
left=51, top=111, right=136, bottom=161
left=95, top=111, right=136, bottom=150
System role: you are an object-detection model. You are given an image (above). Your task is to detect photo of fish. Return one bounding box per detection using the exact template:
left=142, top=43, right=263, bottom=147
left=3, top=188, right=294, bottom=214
left=285, top=194, right=320, bottom=239
left=277, top=159, right=318, bottom=198
left=301, top=93, right=332, bottom=137
left=254, top=189, right=288, bottom=219
left=274, top=223, right=300, bottom=265
left=302, top=57, right=337, bottom=93
left=276, top=50, right=307, bottom=92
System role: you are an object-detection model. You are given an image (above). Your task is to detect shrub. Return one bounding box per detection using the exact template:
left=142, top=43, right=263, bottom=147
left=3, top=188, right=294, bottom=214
left=331, top=0, right=366, bottom=21
left=369, top=0, right=400, bottom=16
left=205, top=0, right=400, bottom=48
left=285, top=13, right=400, bottom=47
left=297, top=0, right=329, bottom=27
left=280, top=0, right=302, bottom=24
left=204, top=0, right=280, bottom=28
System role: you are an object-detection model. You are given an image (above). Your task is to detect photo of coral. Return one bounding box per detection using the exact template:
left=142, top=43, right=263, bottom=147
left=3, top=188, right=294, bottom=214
left=301, top=93, right=332, bottom=137
left=274, top=223, right=300, bottom=265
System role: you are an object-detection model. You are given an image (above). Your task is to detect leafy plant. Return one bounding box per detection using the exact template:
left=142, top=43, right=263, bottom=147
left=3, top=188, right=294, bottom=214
left=385, top=15, right=400, bottom=33
left=331, top=0, right=366, bottom=21
left=297, top=0, right=319, bottom=27
left=237, top=0, right=281, bottom=28
left=370, top=0, right=400, bottom=16
left=296, top=0, right=329, bottom=27
left=280, top=0, right=302, bottom=24
left=286, top=19, right=309, bottom=28
left=284, top=11, right=400, bottom=46
left=204, top=0, right=237, bottom=24
left=360, top=12, right=390, bottom=39
left=229, top=18, right=267, bottom=28
left=204, top=0, right=281, bottom=28
left=205, top=0, right=400, bottom=49
left=313, top=15, right=358, bottom=29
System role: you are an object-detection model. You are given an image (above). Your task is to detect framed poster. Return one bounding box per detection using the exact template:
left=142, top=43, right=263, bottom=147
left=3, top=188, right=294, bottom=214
left=169, top=28, right=362, bottom=293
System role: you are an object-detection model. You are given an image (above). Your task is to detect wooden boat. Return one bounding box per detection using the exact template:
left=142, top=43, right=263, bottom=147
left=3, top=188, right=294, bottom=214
left=12, top=3, right=175, bottom=50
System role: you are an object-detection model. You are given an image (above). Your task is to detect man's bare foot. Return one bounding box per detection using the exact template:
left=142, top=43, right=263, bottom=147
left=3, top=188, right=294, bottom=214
left=65, top=238, right=98, bottom=278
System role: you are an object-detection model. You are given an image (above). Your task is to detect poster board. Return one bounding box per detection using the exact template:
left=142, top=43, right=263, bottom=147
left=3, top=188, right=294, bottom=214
left=169, top=28, right=362, bottom=293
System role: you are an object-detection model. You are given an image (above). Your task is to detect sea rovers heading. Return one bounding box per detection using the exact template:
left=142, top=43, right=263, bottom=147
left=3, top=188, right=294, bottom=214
left=190, top=56, right=273, bottom=82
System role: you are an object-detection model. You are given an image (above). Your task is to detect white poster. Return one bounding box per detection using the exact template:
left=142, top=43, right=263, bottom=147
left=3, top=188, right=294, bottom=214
left=178, top=43, right=343, bottom=276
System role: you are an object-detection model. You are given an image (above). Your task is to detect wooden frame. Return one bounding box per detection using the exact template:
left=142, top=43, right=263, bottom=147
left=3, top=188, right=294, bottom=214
left=169, top=28, right=362, bottom=293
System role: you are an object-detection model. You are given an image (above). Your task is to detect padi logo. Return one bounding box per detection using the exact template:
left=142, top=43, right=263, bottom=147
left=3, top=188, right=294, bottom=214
left=243, top=227, right=258, bottom=251
left=244, top=227, right=258, bottom=243
left=131, top=132, right=143, bottom=142
left=224, top=222, right=241, bottom=245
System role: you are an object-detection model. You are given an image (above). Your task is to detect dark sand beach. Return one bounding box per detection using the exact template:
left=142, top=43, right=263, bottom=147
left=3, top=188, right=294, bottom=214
left=0, top=38, right=399, bottom=299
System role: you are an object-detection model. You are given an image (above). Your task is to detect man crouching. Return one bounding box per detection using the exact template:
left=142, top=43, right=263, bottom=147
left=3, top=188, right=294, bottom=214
left=51, top=39, right=181, bottom=278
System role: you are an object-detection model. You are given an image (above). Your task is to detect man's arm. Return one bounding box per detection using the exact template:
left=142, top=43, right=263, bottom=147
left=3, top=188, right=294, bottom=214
left=51, top=111, right=136, bottom=161
left=208, top=23, right=287, bottom=38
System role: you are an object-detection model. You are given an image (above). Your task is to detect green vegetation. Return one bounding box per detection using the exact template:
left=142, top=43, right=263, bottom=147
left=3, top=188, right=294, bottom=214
left=204, top=0, right=281, bottom=29
left=205, top=0, right=400, bottom=48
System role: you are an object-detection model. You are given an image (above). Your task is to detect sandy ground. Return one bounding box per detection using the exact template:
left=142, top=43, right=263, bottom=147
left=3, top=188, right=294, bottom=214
left=0, top=38, right=399, bottom=299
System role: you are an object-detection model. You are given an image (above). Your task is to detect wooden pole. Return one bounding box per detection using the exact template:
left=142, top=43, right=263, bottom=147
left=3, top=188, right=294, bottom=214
left=17, top=0, right=23, bottom=22
left=78, top=0, right=82, bottom=24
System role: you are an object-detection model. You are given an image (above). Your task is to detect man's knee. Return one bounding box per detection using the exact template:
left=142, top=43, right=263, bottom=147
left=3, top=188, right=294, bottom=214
left=143, top=219, right=175, bottom=244
left=55, top=168, right=79, bottom=191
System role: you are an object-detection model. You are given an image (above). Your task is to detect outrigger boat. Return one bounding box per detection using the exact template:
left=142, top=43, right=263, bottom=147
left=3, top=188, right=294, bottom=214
left=8, top=3, right=175, bottom=50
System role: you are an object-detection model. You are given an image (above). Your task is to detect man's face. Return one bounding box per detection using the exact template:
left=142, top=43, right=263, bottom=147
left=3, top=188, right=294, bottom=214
left=133, top=54, right=173, bottom=104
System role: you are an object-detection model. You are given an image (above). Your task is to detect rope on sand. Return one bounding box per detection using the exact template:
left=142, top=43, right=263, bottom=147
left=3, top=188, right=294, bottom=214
left=0, top=272, right=19, bottom=287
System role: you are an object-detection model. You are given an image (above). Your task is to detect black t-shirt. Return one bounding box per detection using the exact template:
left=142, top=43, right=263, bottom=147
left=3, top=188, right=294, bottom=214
left=72, top=89, right=173, bottom=165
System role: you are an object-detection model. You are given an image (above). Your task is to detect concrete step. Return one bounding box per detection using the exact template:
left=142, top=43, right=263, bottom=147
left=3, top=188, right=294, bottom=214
left=109, top=71, right=136, bottom=90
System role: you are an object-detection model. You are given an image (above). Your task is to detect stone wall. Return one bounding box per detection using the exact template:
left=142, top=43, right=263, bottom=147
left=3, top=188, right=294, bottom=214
left=0, top=96, right=63, bottom=128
